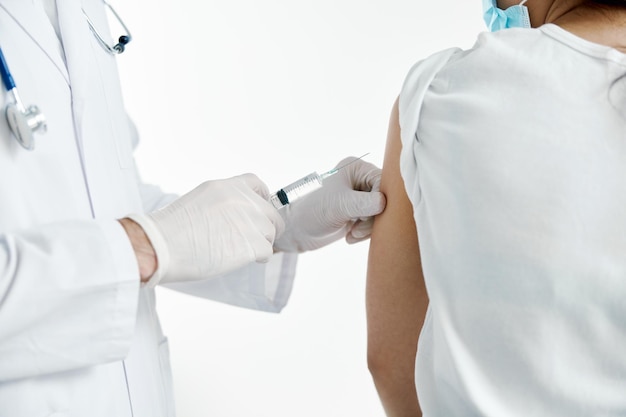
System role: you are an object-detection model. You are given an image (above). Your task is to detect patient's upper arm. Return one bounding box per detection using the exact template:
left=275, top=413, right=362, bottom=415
left=366, top=97, right=428, bottom=414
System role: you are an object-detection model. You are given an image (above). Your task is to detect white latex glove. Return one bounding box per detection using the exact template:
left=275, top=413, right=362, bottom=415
left=274, top=157, right=386, bottom=253
left=128, top=174, right=284, bottom=287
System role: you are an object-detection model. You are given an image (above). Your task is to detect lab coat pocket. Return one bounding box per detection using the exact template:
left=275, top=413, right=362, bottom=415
left=158, top=338, right=177, bottom=417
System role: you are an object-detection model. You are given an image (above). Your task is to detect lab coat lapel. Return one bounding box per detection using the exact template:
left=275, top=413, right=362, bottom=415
left=56, top=0, right=143, bottom=219
left=0, top=0, right=69, bottom=85
left=56, top=0, right=91, bottom=128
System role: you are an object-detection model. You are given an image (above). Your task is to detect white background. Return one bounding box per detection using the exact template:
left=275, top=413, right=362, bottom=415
left=112, top=2, right=484, bottom=416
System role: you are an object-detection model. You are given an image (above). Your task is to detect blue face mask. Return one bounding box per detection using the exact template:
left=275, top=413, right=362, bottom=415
left=482, top=0, right=531, bottom=32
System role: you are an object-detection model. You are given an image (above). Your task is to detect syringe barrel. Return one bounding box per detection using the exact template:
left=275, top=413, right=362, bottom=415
left=270, top=172, right=323, bottom=209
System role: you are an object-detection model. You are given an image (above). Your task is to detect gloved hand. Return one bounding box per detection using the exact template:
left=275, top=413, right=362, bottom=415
left=274, top=157, right=386, bottom=253
left=128, top=174, right=285, bottom=287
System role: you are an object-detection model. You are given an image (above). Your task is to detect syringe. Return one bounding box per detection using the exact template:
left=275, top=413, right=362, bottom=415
left=269, top=153, right=369, bottom=210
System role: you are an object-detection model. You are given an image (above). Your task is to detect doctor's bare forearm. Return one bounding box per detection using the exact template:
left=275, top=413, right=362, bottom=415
left=118, top=218, right=157, bottom=283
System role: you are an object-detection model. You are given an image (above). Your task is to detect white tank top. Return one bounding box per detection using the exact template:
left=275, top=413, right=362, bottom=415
left=399, top=24, right=626, bottom=416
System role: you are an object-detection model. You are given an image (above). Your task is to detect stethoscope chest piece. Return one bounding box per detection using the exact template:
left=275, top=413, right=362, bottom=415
left=1, top=45, right=48, bottom=151
left=6, top=103, right=47, bottom=151
left=1, top=2, right=130, bottom=151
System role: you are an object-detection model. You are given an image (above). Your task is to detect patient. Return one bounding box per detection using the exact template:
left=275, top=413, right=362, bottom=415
left=366, top=1, right=626, bottom=416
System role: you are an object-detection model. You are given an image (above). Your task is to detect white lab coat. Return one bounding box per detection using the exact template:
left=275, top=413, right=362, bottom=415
left=0, top=1, right=297, bottom=416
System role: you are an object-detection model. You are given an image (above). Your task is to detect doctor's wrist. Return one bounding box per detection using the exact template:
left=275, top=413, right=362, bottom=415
left=118, top=217, right=158, bottom=283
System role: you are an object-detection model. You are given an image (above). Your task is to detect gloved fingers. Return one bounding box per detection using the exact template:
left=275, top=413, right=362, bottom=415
left=234, top=174, right=286, bottom=238
left=196, top=199, right=277, bottom=270
left=251, top=196, right=285, bottom=239
left=248, top=229, right=276, bottom=263
left=353, top=160, right=383, bottom=191
left=261, top=199, right=286, bottom=239
left=255, top=210, right=281, bottom=244
left=369, top=171, right=382, bottom=192
left=236, top=173, right=271, bottom=200
left=335, top=157, right=382, bottom=191
left=345, top=218, right=374, bottom=244
left=346, top=234, right=369, bottom=245
left=337, top=190, right=386, bottom=221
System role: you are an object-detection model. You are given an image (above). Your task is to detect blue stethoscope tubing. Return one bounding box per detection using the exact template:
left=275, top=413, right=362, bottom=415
left=0, top=46, right=47, bottom=151
left=0, top=47, right=16, bottom=91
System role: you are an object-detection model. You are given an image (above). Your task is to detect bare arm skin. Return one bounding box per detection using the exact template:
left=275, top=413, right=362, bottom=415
left=366, top=98, right=429, bottom=417
left=118, top=218, right=157, bottom=283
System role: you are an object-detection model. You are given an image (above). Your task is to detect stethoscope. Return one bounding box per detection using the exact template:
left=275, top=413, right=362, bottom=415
left=0, top=1, right=131, bottom=151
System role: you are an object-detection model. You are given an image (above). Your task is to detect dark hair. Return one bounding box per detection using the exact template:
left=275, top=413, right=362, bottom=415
left=585, top=0, right=626, bottom=26
left=589, top=0, right=626, bottom=117
left=590, top=0, right=626, bottom=6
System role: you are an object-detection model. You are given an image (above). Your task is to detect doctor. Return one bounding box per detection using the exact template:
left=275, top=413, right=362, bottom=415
left=0, top=1, right=385, bottom=416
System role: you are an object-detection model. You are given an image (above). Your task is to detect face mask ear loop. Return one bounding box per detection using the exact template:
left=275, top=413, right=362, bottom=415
left=519, top=0, right=531, bottom=28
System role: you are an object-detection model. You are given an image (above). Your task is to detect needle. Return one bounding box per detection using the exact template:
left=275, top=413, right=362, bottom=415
left=320, top=153, right=370, bottom=180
